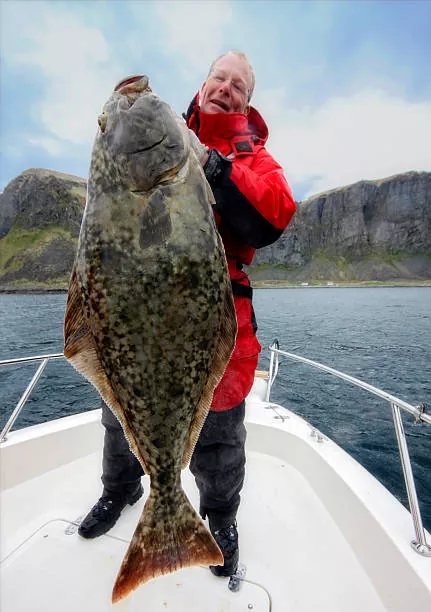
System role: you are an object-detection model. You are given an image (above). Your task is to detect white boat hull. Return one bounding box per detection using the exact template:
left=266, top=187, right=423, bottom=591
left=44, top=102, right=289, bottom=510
left=1, top=379, right=430, bottom=611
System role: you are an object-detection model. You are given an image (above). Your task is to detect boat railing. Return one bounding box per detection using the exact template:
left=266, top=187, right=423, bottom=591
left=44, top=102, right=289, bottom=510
left=266, top=339, right=431, bottom=558
left=0, top=353, right=64, bottom=443
left=1, top=346, right=430, bottom=558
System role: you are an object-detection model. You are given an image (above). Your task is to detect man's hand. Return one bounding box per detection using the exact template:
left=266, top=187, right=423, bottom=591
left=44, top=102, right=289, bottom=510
left=202, top=149, right=232, bottom=185
left=178, top=117, right=230, bottom=181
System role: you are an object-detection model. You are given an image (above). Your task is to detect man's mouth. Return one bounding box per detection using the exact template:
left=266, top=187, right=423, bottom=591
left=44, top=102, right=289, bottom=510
left=210, top=99, right=230, bottom=112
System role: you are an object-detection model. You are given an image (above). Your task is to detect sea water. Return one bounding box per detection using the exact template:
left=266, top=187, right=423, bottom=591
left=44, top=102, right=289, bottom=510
left=0, top=288, right=430, bottom=530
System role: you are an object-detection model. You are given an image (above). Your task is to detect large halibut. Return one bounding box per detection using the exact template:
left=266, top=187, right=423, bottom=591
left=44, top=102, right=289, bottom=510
left=64, top=76, right=237, bottom=602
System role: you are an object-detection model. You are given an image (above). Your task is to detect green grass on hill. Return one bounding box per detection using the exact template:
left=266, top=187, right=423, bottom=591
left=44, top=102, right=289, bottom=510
left=0, top=226, right=77, bottom=275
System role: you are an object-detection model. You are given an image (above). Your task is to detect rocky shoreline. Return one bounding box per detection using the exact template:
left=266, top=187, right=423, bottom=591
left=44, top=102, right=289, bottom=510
left=0, top=287, right=68, bottom=294
left=2, top=281, right=430, bottom=295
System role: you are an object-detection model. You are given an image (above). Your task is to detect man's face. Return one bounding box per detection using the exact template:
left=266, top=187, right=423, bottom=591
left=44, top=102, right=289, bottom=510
left=199, top=54, right=252, bottom=114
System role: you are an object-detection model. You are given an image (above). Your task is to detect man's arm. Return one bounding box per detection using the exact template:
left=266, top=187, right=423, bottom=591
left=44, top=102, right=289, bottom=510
left=203, top=147, right=296, bottom=248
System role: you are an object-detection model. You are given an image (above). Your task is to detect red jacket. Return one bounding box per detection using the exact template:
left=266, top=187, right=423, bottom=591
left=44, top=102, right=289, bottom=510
left=185, top=95, right=296, bottom=410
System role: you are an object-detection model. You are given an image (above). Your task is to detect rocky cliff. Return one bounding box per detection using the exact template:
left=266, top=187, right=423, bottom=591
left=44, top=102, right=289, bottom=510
left=248, top=171, right=431, bottom=283
left=0, top=168, right=86, bottom=288
left=0, top=168, right=430, bottom=289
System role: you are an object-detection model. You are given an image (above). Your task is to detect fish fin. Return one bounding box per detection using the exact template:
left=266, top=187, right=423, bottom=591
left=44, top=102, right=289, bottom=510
left=112, top=486, right=223, bottom=603
left=64, top=265, right=149, bottom=473
left=181, top=281, right=237, bottom=468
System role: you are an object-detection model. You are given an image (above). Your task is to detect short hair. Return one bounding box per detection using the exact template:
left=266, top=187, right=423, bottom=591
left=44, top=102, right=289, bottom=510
left=207, top=51, right=255, bottom=103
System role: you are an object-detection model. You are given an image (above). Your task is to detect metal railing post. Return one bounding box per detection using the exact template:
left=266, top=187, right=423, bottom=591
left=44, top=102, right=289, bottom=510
left=0, top=358, right=49, bottom=442
left=391, top=402, right=431, bottom=556
left=266, top=340, right=279, bottom=401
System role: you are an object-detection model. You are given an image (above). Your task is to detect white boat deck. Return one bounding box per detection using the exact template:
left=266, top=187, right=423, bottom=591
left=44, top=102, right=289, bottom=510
left=1, top=388, right=430, bottom=611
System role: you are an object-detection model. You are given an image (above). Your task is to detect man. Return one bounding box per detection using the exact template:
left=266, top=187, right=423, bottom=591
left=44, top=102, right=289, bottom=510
left=79, top=51, right=296, bottom=577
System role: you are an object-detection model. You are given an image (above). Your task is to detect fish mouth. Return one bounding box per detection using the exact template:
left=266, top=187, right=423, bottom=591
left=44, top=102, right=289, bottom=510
left=128, top=135, right=166, bottom=156
left=128, top=134, right=185, bottom=190
left=115, top=75, right=150, bottom=95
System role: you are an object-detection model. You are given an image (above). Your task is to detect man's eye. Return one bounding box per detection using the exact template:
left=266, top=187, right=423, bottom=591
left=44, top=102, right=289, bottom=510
left=233, top=83, right=246, bottom=95
left=214, top=75, right=224, bottom=82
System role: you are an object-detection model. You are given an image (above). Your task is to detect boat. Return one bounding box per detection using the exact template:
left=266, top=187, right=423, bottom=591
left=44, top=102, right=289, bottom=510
left=1, top=340, right=430, bottom=611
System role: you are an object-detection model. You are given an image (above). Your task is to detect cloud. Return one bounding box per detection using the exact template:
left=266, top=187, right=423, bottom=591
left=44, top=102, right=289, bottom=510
left=2, top=0, right=430, bottom=197
left=255, top=88, right=431, bottom=199
left=153, top=0, right=233, bottom=76
left=3, top=2, right=122, bottom=149
left=28, top=136, right=66, bottom=157
left=2, top=0, right=234, bottom=155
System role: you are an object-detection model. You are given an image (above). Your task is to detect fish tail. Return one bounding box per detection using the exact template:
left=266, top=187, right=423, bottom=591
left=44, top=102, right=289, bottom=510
left=112, top=487, right=223, bottom=603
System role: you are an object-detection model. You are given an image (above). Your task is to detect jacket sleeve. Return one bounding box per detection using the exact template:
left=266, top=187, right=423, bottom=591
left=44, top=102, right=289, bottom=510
left=208, top=147, right=296, bottom=249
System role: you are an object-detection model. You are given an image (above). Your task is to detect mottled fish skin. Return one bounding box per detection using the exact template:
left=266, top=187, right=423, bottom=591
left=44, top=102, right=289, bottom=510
left=64, top=76, right=237, bottom=602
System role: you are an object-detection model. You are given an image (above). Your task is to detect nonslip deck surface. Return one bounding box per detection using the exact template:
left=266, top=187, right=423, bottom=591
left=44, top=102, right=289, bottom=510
left=1, top=449, right=386, bottom=611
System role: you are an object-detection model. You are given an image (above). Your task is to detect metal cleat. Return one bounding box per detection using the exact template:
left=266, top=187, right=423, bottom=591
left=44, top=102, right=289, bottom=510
left=65, top=519, right=82, bottom=535
left=228, top=563, right=246, bottom=592
left=414, top=402, right=428, bottom=425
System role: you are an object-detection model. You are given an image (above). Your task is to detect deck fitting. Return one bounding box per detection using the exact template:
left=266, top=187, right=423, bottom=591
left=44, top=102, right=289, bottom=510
left=411, top=541, right=431, bottom=557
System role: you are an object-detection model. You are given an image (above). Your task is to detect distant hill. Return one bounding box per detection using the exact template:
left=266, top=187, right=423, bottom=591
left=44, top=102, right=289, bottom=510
left=0, top=168, right=85, bottom=289
left=0, top=168, right=430, bottom=290
left=247, top=171, right=431, bottom=284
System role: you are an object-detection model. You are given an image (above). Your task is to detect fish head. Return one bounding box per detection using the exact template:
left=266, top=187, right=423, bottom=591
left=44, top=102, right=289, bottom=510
left=96, top=75, right=189, bottom=192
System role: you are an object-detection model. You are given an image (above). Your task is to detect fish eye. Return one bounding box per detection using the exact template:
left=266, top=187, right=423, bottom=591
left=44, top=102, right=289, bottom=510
left=98, top=113, right=107, bottom=132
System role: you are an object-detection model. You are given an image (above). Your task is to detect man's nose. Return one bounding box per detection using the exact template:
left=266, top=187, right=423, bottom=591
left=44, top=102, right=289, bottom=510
left=217, top=80, right=231, bottom=95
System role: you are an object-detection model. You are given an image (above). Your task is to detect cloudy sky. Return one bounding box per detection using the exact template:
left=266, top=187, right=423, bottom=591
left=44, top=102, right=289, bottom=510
left=1, top=0, right=430, bottom=200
